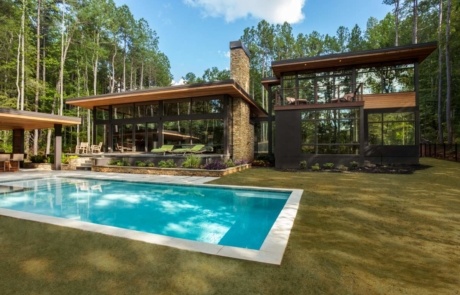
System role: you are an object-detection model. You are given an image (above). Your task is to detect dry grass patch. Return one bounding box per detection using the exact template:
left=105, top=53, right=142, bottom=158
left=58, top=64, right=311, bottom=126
left=0, top=158, right=459, bottom=294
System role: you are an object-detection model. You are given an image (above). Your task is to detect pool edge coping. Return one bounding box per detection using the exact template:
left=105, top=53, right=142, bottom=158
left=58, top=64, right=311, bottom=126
left=0, top=174, right=303, bottom=265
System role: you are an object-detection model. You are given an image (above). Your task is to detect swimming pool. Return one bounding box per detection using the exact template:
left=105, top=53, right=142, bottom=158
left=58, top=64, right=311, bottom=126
left=0, top=174, right=302, bottom=264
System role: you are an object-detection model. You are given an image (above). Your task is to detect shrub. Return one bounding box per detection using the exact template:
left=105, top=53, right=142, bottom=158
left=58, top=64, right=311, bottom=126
left=255, top=154, right=275, bottom=166
left=233, top=159, right=247, bottom=166
left=311, top=163, right=321, bottom=171
left=224, top=159, right=235, bottom=168
left=158, top=159, right=176, bottom=168
left=146, top=161, right=155, bottom=167
left=323, top=162, right=335, bottom=169
left=136, top=161, right=147, bottom=167
left=116, top=160, right=129, bottom=166
left=252, top=159, right=270, bottom=167
left=204, top=160, right=227, bottom=170
left=30, top=155, right=47, bottom=163
left=299, top=160, right=307, bottom=170
left=349, top=161, right=359, bottom=169
left=337, top=164, right=348, bottom=171
left=182, top=155, right=201, bottom=168
left=62, top=155, right=78, bottom=164
left=109, top=159, right=119, bottom=165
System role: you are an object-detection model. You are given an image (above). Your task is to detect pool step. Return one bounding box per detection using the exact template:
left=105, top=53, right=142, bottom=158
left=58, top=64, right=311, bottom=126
left=76, top=159, right=92, bottom=171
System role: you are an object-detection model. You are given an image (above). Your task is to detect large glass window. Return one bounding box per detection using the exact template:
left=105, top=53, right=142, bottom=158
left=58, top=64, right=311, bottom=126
left=301, top=108, right=360, bottom=154
left=191, top=97, right=224, bottom=114
left=135, top=102, right=159, bottom=117
left=357, top=65, right=414, bottom=94
left=113, top=104, right=133, bottom=119
left=368, top=112, right=415, bottom=145
left=95, top=107, right=109, bottom=121
left=164, top=100, right=190, bottom=116
left=132, top=123, right=158, bottom=152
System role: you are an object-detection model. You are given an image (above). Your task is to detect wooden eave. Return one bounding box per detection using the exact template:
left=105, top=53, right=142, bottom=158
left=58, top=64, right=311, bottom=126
left=262, top=77, right=280, bottom=90
left=271, top=42, right=437, bottom=77
left=0, top=108, right=81, bottom=130
left=66, top=80, right=268, bottom=118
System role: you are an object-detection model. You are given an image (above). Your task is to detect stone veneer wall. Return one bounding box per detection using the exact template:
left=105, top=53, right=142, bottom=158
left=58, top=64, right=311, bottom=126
left=231, top=98, right=254, bottom=162
left=230, top=41, right=254, bottom=162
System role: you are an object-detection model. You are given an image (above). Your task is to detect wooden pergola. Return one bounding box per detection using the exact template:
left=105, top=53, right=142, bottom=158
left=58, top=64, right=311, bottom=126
left=0, top=108, right=81, bottom=170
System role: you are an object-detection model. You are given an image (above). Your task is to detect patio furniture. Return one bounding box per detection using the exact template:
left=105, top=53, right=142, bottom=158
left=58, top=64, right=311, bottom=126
left=77, top=142, right=89, bottom=154
left=172, top=144, right=206, bottom=155
left=8, top=153, right=23, bottom=172
left=151, top=144, right=175, bottom=155
left=0, top=154, right=10, bottom=172
left=91, top=142, right=103, bottom=153
left=116, top=143, right=132, bottom=153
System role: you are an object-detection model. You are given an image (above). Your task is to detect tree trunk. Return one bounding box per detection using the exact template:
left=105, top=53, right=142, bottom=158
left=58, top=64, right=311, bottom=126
left=412, top=0, right=418, bottom=44
left=395, top=0, right=400, bottom=46
left=34, top=0, right=41, bottom=155
left=20, top=0, right=25, bottom=111
left=445, top=0, right=452, bottom=144
left=140, top=61, right=144, bottom=90
left=437, top=0, right=443, bottom=143
left=110, top=44, right=117, bottom=93
left=123, top=36, right=127, bottom=91
left=16, top=33, right=21, bottom=110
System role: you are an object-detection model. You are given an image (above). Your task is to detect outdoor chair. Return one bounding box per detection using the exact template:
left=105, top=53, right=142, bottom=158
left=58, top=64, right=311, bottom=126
left=116, top=143, right=132, bottom=153
left=91, top=142, right=103, bottom=153
left=151, top=144, right=175, bottom=155
left=172, top=144, right=206, bottom=155
left=9, top=153, right=23, bottom=172
left=0, top=154, right=10, bottom=172
left=78, top=142, right=89, bottom=154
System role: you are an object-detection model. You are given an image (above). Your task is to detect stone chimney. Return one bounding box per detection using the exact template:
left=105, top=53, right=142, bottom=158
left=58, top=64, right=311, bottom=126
left=230, top=40, right=250, bottom=93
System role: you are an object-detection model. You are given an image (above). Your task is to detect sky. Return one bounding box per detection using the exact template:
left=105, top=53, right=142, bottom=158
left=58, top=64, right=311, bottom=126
left=113, top=0, right=393, bottom=84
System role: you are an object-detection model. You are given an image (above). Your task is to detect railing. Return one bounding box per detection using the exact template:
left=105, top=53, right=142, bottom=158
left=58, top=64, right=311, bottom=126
left=276, top=83, right=364, bottom=106
left=420, top=143, right=459, bottom=162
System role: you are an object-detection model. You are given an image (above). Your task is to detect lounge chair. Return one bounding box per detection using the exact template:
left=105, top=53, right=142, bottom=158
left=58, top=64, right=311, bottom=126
left=331, top=93, right=354, bottom=103
left=172, top=144, right=206, bottom=155
left=151, top=144, right=175, bottom=155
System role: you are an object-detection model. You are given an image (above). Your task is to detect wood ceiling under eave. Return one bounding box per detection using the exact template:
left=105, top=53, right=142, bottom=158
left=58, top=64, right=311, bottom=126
left=66, top=81, right=268, bottom=118
left=271, top=42, right=437, bottom=77
left=0, top=108, right=81, bottom=130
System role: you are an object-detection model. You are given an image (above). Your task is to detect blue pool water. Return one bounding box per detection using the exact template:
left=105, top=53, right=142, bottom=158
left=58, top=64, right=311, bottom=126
left=0, top=177, right=289, bottom=250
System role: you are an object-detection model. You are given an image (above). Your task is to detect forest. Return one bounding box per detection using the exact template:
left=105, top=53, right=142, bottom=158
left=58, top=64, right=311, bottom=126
left=0, top=0, right=458, bottom=156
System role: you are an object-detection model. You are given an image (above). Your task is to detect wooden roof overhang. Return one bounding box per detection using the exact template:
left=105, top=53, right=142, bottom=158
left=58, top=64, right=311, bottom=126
left=66, top=80, right=268, bottom=118
left=271, top=42, right=437, bottom=77
left=0, top=108, right=81, bottom=130
left=262, top=77, right=281, bottom=90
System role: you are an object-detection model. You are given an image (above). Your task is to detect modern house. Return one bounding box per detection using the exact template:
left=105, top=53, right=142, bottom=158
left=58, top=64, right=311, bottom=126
left=67, top=41, right=436, bottom=169
left=261, top=42, right=437, bottom=169
left=66, top=41, right=267, bottom=162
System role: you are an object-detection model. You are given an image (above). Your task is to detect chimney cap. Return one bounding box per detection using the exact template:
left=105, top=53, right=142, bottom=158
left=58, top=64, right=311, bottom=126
left=230, top=40, right=250, bottom=58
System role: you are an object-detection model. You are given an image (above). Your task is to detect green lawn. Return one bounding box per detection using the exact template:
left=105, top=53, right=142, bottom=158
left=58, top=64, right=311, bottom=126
left=1, top=158, right=459, bottom=294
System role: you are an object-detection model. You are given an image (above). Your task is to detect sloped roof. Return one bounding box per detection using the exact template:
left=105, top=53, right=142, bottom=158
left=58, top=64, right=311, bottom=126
left=271, top=42, right=437, bottom=77
left=66, top=80, right=268, bottom=118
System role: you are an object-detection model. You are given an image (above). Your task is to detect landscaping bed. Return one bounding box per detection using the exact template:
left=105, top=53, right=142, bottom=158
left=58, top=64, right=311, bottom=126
left=92, top=163, right=251, bottom=177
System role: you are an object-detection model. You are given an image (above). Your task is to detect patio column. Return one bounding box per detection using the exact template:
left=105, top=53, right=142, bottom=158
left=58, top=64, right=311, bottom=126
left=54, top=124, right=62, bottom=170
left=12, top=129, right=25, bottom=154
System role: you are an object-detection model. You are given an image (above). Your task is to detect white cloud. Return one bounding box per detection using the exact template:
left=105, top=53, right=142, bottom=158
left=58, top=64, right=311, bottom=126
left=171, top=78, right=186, bottom=86
left=184, top=0, right=305, bottom=24
left=218, top=50, right=230, bottom=58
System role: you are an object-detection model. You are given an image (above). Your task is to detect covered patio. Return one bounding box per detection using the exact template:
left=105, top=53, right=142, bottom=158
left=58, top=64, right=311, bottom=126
left=0, top=108, right=81, bottom=170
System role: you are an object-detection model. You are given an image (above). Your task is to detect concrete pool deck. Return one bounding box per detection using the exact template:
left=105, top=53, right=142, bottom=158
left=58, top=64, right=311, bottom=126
left=0, top=169, right=303, bottom=265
